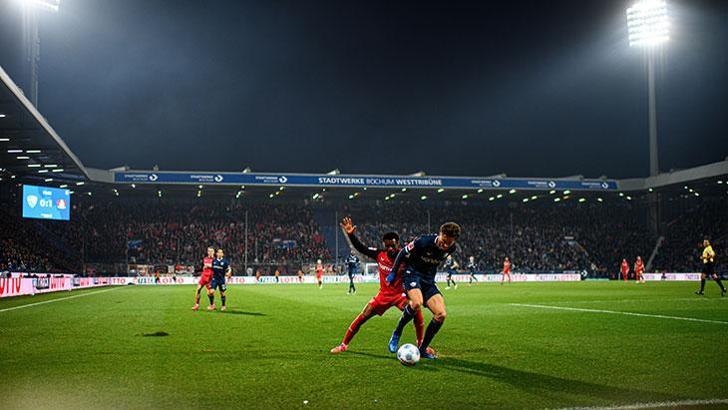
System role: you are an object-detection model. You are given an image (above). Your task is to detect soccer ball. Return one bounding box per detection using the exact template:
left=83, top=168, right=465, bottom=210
left=396, top=343, right=420, bottom=366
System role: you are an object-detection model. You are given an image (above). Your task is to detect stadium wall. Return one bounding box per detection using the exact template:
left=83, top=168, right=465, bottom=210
left=0, top=272, right=704, bottom=298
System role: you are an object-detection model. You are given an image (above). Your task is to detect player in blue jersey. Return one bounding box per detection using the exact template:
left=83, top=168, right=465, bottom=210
left=466, top=256, right=478, bottom=285
left=386, top=222, right=461, bottom=359
left=444, top=254, right=459, bottom=290
left=345, top=252, right=359, bottom=294
left=209, top=248, right=232, bottom=311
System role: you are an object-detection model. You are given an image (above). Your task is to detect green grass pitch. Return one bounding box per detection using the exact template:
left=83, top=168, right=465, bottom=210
left=1, top=281, right=727, bottom=409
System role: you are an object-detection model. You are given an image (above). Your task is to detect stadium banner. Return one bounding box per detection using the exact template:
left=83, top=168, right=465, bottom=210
left=113, top=171, right=618, bottom=191
left=643, top=273, right=702, bottom=281
left=111, top=273, right=583, bottom=286
left=435, top=273, right=582, bottom=282
left=0, top=276, right=27, bottom=297
left=0, top=274, right=112, bottom=298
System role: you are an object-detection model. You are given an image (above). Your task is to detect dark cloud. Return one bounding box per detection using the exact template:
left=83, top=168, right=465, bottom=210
left=1, top=0, right=726, bottom=178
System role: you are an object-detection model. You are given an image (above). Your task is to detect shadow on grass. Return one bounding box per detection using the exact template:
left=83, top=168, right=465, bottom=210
left=350, top=351, right=681, bottom=402
left=219, top=310, right=266, bottom=316
left=438, top=357, right=681, bottom=403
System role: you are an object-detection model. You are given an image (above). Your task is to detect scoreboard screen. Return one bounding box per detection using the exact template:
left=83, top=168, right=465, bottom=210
left=22, top=184, right=71, bottom=221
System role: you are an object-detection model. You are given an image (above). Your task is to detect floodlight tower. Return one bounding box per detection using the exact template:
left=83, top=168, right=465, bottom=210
left=21, top=0, right=61, bottom=108
left=627, top=0, right=669, bottom=177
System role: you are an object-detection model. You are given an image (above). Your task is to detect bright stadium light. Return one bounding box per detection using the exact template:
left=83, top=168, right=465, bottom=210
left=20, top=0, right=61, bottom=107
left=627, top=0, right=669, bottom=48
left=627, top=0, right=669, bottom=177
left=23, top=0, right=61, bottom=13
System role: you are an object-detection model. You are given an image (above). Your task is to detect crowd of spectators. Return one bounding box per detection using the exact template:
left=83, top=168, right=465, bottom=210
left=2, top=192, right=724, bottom=276
left=45, top=199, right=331, bottom=274
left=0, top=208, right=80, bottom=273
left=652, top=198, right=727, bottom=272
left=341, top=201, right=656, bottom=275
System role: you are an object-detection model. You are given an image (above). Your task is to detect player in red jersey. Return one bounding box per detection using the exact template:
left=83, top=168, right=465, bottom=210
left=315, top=259, right=324, bottom=289
left=634, top=256, right=645, bottom=284
left=620, top=259, right=629, bottom=282
left=330, top=217, right=432, bottom=355
left=192, top=247, right=215, bottom=311
left=501, top=257, right=512, bottom=284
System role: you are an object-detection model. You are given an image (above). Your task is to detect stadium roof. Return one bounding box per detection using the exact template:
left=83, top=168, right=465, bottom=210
left=0, top=65, right=88, bottom=184
left=0, top=65, right=725, bottom=199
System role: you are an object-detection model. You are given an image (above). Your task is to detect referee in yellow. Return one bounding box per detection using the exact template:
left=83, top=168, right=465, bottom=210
left=696, top=239, right=726, bottom=296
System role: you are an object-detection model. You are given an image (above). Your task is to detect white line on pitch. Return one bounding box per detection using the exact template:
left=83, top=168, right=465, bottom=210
left=555, top=398, right=728, bottom=410
left=0, top=287, right=122, bottom=313
left=510, top=303, right=728, bottom=325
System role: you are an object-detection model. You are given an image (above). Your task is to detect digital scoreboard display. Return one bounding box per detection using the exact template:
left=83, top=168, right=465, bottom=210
left=22, top=185, right=71, bottom=221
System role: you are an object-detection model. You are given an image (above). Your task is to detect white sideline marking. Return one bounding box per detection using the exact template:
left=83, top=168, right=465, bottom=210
left=0, top=287, right=121, bottom=313
left=511, top=303, right=728, bottom=325
left=556, top=398, right=728, bottom=410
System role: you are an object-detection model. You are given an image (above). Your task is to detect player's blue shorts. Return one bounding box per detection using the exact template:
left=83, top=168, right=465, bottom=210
left=402, top=268, right=441, bottom=302
left=210, top=277, right=227, bottom=292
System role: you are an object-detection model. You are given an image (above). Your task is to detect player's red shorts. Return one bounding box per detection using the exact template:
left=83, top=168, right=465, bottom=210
left=198, top=273, right=212, bottom=288
left=368, top=292, right=408, bottom=316
left=316, top=271, right=323, bottom=280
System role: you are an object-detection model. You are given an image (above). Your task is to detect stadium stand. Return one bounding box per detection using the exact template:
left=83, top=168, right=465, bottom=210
left=2, top=187, right=724, bottom=277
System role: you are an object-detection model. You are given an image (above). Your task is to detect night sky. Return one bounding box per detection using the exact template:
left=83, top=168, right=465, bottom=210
left=1, top=0, right=726, bottom=178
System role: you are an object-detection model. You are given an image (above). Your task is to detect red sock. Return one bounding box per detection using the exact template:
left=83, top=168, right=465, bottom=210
left=342, top=314, right=370, bottom=345
left=413, top=308, right=425, bottom=346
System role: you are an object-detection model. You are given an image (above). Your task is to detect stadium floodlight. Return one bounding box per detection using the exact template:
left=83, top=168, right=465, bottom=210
left=26, top=149, right=41, bottom=154
left=28, top=163, right=41, bottom=168
left=51, top=168, right=64, bottom=172
left=8, top=149, right=23, bottom=153
left=627, top=0, right=669, bottom=177
left=0, top=113, right=6, bottom=118
left=488, top=196, right=495, bottom=201
left=462, top=194, right=468, bottom=200
left=627, top=0, right=669, bottom=48
left=17, top=156, right=30, bottom=160
left=0, top=138, right=10, bottom=142
left=508, top=189, right=516, bottom=194
left=20, top=0, right=60, bottom=107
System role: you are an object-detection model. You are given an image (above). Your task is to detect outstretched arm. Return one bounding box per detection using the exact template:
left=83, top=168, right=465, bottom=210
left=340, top=217, right=379, bottom=260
